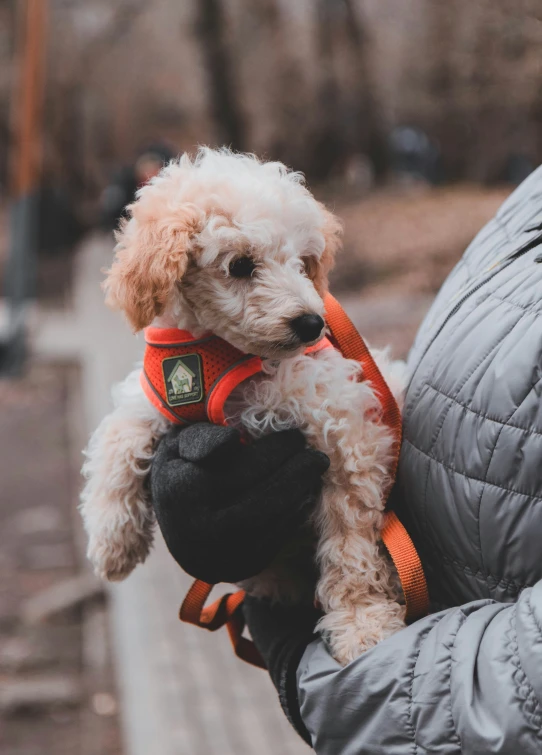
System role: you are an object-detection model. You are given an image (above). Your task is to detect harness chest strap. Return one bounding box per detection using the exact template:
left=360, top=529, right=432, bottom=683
left=141, top=327, right=332, bottom=426
left=171, top=294, right=430, bottom=668
left=141, top=328, right=262, bottom=426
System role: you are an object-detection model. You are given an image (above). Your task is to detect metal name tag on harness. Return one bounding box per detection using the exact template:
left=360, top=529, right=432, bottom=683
left=140, top=294, right=430, bottom=668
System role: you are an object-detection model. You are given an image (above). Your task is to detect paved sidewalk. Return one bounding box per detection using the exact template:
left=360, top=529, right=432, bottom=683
left=0, top=361, right=122, bottom=755
left=70, top=233, right=310, bottom=755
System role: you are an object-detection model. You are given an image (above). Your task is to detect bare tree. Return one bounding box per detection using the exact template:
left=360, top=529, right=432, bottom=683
left=196, top=0, right=245, bottom=150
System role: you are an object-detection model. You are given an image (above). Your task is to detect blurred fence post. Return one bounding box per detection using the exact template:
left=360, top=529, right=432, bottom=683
left=1, top=0, right=47, bottom=375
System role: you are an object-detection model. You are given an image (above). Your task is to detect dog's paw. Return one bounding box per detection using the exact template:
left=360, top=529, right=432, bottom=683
left=320, top=602, right=406, bottom=666
left=330, top=624, right=395, bottom=666
left=87, top=522, right=153, bottom=582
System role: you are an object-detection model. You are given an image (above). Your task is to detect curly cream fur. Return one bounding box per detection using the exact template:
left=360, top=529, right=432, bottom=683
left=81, top=369, right=170, bottom=580
left=81, top=148, right=405, bottom=664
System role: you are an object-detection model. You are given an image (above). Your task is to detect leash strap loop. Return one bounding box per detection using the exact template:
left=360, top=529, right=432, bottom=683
left=179, top=580, right=266, bottom=668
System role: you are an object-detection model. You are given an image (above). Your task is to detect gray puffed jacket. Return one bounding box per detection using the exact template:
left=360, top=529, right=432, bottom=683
left=297, top=168, right=542, bottom=754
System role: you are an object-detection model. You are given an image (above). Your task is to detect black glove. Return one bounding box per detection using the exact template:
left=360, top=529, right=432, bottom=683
left=150, top=424, right=330, bottom=584
left=244, top=595, right=322, bottom=744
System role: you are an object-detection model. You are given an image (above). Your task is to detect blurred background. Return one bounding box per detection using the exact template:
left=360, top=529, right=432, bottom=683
left=0, top=1, right=538, bottom=753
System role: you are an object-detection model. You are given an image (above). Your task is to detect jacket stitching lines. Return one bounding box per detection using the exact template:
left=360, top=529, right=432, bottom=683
left=509, top=606, right=542, bottom=738
left=403, top=215, right=531, bottom=425
left=412, top=307, right=525, bottom=448
left=416, top=312, right=524, bottom=549
left=527, top=592, right=542, bottom=642
left=476, top=369, right=542, bottom=583
left=403, top=438, right=542, bottom=504
left=420, top=438, right=433, bottom=545
left=473, top=384, right=531, bottom=577
left=495, top=191, right=542, bottom=235
left=407, top=623, right=436, bottom=754
left=446, top=614, right=465, bottom=754
left=418, top=383, right=542, bottom=438
left=430, top=310, right=526, bottom=435
left=404, top=288, right=495, bottom=425
left=461, top=219, right=509, bottom=272
left=486, top=292, right=542, bottom=316
left=402, top=440, right=537, bottom=590
left=490, top=212, right=514, bottom=243
left=438, top=550, right=528, bottom=592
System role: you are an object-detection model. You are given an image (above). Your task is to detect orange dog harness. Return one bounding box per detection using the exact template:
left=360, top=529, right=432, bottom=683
left=141, top=328, right=262, bottom=426
left=141, top=328, right=332, bottom=426
left=144, top=295, right=429, bottom=669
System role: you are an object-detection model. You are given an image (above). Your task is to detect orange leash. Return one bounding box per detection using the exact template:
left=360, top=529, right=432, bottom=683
left=180, top=294, right=429, bottom=666
left=323, top=294, right=403, bottom=483
left=324, top=293, right=429, bottom=622
left=179, top=581, right=265, bottom=668
left=381, top=511, right=428, bottom=622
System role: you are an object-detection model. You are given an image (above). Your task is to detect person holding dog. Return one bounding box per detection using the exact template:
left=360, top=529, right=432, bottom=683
left=151, top=166, right=542, bottom=753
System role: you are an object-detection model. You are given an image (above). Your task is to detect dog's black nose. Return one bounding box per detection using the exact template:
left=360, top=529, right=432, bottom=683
left=290, top=314, right=325, bottom=343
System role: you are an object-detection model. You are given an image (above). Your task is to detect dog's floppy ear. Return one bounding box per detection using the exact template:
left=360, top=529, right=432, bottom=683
left=306, top=206, right=343, bottom=296
left=103, top=201, right=200, bottom=332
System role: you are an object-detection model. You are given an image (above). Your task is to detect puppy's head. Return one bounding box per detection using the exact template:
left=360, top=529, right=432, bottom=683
left=105, top=148, right=342, bottom=358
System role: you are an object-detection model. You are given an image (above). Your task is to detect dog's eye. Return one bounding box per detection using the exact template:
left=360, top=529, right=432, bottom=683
left=229, top=256, right=256, bottom=278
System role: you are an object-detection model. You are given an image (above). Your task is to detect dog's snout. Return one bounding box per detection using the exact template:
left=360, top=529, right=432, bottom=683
left=290, top=314, right=325, bottom=343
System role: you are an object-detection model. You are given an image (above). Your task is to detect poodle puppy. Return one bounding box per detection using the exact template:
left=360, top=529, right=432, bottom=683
left=80, top=148, right=405, bottom=665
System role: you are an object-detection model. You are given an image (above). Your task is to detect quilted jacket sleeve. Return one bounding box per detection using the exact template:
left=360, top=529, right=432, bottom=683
left=297, top=583, right=542, bottom=755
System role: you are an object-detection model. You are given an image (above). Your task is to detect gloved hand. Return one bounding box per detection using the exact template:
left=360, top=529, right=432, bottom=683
left=243, top=595, right=322, bottom=743
left=150, top=424, right=330, bottom=584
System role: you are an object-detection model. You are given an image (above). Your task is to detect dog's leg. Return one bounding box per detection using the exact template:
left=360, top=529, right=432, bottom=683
left=80, top=369, right=169, bottom=581
left=315, top=485, right=405, bottom=665
left=305, top=349, right=406, bottom=664
left=239, top=347, right=407, bottom=659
